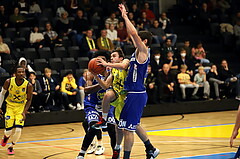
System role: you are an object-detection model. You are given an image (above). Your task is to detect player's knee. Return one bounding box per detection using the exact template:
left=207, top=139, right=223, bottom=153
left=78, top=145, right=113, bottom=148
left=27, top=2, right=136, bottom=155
left=15, top=127, right=22, bottom=133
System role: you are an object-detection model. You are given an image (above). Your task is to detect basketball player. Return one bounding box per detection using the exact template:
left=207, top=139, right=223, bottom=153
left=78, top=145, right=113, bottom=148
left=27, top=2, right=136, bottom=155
left=93, top=48, right=159, bottom=159
left=117, top=4, right=159, bottom=159
left=76, top=51, right=116, bottom=159
left=0, top=66, right=33, bottom=155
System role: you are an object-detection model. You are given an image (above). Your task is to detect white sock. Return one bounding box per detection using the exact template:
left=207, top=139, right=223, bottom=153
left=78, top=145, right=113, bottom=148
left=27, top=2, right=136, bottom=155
left=97, top=140, right=103, bottom=146
left=102, top=113, right=108, bottom=121
left=79, top=90, right=85, bottom=106
left=114, top=144, right=121, bottom=150
left=80, top=149, right=86, bottom=154
left=10, top=128, right=22, bottom=146
left=4, top=129, right=12, bottom=137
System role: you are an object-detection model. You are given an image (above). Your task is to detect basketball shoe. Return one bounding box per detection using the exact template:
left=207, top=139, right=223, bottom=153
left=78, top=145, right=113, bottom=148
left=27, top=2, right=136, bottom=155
left=87, top=141, right=96, bottom=154
left=1, top=135, right=9, bottom=147
left=95, top=145, right=105, bottom=155
left=112, top=147, right=121, bottom=159
left=146, top=148, right=160, bottom=159
left=7, top=147, right=14, bottom=155
left=76, top=155, right=84, bottom=159
left=92, top=117, right=107, bottom=129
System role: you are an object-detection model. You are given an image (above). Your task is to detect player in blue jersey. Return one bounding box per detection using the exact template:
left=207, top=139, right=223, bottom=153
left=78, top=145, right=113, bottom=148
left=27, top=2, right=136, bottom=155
left=76, top=51, right=116, bottom=159
left=118, top=4, right=160, bottom=159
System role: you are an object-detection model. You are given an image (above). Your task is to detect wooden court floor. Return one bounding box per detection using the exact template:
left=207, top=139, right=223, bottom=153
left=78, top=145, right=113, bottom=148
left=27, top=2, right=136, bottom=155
left=0, top=110, right=238, bottom=159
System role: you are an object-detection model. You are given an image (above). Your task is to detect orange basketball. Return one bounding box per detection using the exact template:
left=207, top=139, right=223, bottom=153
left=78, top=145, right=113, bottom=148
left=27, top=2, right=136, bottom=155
left=88, top=58, right=106, bottom=74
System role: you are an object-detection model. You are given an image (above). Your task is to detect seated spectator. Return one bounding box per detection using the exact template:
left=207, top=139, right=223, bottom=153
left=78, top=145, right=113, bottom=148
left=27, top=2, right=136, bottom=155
left=18, top=57, right=34, bottom=77
left=9, top=7, right=26, bottom=28
left=207, top=64, right=224, bottom=100
left=163, top=51, right=178, bottom=77
left=218, top=59, right=240, bottom=99
left=150, top=51, right=164, bottom=76
left=0, top=35, right=11, bottom=61
left=61, top=71, right=82, bottom=110
left=138, top=11, right=151, bottom=30
left=194, top=66, right=211, bottom=99
left=81, top=29, right=98, bottom=59
left=105, top=12, right=119, bottom=28
left=28, top=72, right=42, bottom=112
left=130, top=3, right=140, bottom=22
left=158, top=64, right=177, bottom=102
left=182, top=40, right=192, bottom=58
left=217, top=0, right=230, bottom=14
left=177, top=48, right=194, bottom=76
left=72, top=9, right=90, bottom=45
left=159, top=12, right=177, bottom=46
left=116, top=21, right=131, bottom=47
left=39, top=68, right=62, bottom=111
left=43, top=22, right=61, bottom=48
left=234, top=20, right=240, bottom=40
left=29, top=26, right=44, bottom=49
left=149, top=20, right=167, bottom=45
left=197, top=3, right=211, bottom=34
left=177, top=64, right=199, bottom=100
left=140, top=2, right=155, bottom=23
left=0, top=5, right=9, bottom=34
left=29, top=0, right=41, bottom=15
left=161, top=39, right=178, bottom=58
left=78, top=69, right=93, bottom=108
left=56, top=11, right=73, bottom=40
left=191, top=41, right=210, bottom=64
left=107, top=24, right=120, bottom=47
left=18, top=0, right=29, bottom=15
left=97, top=29, right=114, bottom=53
left=145, top=65, right=158, bottom=104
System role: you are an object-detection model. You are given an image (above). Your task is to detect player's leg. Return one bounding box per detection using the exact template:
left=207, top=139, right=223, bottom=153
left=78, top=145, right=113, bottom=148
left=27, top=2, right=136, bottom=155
left=112, top=126, right=123, bottom=159
left=123, top=130, right=134, bottom=159
left=93, top=90, right=116, bottom=129
left=136, top=125, right=160, bottom=159
left=1, top=106, right=14, bottom=147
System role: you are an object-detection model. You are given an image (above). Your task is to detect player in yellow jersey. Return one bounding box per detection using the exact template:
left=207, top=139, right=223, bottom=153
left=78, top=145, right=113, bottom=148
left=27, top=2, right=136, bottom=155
left=0, top=66, right=33, bottom=155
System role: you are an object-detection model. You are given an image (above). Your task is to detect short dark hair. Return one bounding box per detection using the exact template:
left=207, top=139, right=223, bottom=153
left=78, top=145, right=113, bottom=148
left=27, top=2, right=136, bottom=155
left=112, top=47, right=125, bottom=59
left=15, top=65, right=25, bottom=73
left=138, top=31, right=152, bottom=47
left=92, top=50, right=110, bottom=61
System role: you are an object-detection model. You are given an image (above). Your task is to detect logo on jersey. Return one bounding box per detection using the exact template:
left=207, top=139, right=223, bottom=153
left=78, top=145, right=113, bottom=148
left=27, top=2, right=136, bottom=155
left=15, top=90, right=20, bottom=94
left=97, top=89, right=105, bottom=100
left=5, top=116, right=10, bottom=120
left=22, top=88, right=25, bottom=92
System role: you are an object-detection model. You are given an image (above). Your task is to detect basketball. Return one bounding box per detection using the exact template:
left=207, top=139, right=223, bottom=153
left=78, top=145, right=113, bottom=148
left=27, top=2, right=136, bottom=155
left=88, top=58, right=106, bottom=74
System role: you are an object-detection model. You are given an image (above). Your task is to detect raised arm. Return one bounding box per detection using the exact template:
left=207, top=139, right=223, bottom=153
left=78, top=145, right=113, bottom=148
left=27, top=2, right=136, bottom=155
left=93, top=73, right=113, bottom=90
left=118, top=4, right=148, bottom=63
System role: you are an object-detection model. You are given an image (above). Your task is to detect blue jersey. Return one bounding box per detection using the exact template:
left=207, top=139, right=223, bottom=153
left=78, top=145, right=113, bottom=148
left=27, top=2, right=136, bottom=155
left=84, top=75, right=106, bottom=108
left=124, top=49, right=150, bottom=92
left=78, top=76, right=86, bottom=87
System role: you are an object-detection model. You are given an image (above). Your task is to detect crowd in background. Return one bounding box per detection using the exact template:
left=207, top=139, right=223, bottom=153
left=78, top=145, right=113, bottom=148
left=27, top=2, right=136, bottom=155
left=0, top=0, right=240, bottom=112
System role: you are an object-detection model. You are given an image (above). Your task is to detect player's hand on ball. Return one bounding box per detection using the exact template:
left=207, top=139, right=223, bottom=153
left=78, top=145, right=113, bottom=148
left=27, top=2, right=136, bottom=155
left=96, top=58, right=107, bottom=67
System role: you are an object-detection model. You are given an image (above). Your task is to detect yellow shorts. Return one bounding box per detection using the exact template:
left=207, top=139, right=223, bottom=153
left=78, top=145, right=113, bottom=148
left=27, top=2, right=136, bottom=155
left=5, top=104, right=25, bottom=129
left=111, top=91, right=126, bottom=121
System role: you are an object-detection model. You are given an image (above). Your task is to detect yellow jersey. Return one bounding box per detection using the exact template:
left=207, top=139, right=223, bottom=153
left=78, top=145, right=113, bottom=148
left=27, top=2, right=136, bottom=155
left=6, top=77, right=29, bottom=107
left=111, top=68, right=127, bottom=120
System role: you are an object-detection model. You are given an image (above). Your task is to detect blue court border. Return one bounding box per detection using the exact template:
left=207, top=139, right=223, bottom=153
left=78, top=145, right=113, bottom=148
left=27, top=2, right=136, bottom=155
left=173, top=152, right=235, bottom=159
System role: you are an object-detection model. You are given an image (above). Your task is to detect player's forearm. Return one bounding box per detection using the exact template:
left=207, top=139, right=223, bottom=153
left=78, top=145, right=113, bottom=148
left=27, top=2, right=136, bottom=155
left=94, top=76, right=110, bottom=90
left=23, top=99, right=32, bottom=113
left=0, top=88, right=7, bottom=108
left=106, top=62, right=128, bottom=70
left=123, top=16, right=138, bottom=37
left=84, top=84, right=101, bottom=94
left=233, top=105, right=240, bottom=131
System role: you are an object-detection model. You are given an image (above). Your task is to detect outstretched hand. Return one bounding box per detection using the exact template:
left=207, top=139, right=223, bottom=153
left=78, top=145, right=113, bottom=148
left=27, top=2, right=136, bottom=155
left=118, top=3, right=128, bottom=19
left=230, top=130, right=239, bottom=147
left=96, top=58, right=107, bottom=67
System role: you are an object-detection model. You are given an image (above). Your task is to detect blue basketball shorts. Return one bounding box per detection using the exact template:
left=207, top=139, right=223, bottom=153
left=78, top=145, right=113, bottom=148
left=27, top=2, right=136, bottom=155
left=118, top=92, right=147, bottom=131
